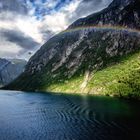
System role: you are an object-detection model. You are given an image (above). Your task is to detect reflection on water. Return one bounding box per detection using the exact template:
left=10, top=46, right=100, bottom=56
left=0, top=90, right=140, bottom=140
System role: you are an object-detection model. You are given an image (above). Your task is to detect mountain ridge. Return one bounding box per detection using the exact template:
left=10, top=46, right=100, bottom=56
left=0, top=58, right=26, bottom=86
left=69, top=0, right=140, bottom=29
left=4, top=0, right=140, bottom=99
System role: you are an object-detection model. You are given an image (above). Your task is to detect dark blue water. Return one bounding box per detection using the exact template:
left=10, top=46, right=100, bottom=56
left=0, top=90, right=140, bottom=140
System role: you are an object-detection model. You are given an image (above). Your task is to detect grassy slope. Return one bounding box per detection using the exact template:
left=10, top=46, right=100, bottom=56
left=46, top=51, right=140, bottom=99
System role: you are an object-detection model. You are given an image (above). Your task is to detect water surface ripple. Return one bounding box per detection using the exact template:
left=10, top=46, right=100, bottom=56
left=0, top=90, right=140, bottom=140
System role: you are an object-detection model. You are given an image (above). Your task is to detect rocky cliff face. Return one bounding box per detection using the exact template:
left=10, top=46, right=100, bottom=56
left=69, top=0, right=140, bottom=29
left=0, top=58, right=26, bottom=87
left=5, top=0, right=140, bottom=92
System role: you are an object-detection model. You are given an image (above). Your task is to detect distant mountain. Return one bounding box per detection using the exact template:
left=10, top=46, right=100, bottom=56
left=5, top=0, right=140, bottom=99
left=0, top=58, right=27, bottom=87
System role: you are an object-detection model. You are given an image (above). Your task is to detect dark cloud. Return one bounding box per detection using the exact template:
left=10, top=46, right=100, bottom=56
left=0, top=0, right=113, bottom=59
left=0, top=29, right=40, bottom=50
left=0, top=0, right=28, bottom=15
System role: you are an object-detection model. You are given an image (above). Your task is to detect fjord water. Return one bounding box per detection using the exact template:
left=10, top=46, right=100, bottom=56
left=0, top=90, right=140, bottom=140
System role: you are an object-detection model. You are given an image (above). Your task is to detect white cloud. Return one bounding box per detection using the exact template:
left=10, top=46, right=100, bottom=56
left=42, top=12, right=67, bottom=33
left=63, top=0, right=81, bottom=12
left=0, top=40, right=22, bottom=53
left=0, top=0, right=113, bottom=60
left=0, top=13, right=42, bottom=43
left=0, top=35, right=22, bottom=58
left=42, top=0, right=59, bottom=9
left=40, top=0, right=112, bottom=35
left=15, top=16, right=43, bottom=43
left=41, top=0, right=81, bottom=33
left=0, top=11, right=42, bottom=58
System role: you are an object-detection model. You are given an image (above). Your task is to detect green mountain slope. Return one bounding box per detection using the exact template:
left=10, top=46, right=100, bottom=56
left=4, top=0, right=140, bottom=99
left=47, top=51, right=140, bottom=99
left=4, top=29, right=140, bottom=99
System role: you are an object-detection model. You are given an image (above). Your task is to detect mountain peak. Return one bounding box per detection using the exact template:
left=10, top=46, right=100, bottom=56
left=4, top=0, right=140, bottom=99
left=109, top=0, right=135, bottom=8
left=69, top=0, right=140, bottom=29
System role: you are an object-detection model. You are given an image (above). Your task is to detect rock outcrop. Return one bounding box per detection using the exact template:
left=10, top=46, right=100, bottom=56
left=69, top=0, right=140, bottom=29
left=5, top=0, right=140, bottom=92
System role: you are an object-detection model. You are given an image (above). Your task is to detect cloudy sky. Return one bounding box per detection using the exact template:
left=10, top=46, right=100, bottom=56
left=0, top=0, right=112, bottom=60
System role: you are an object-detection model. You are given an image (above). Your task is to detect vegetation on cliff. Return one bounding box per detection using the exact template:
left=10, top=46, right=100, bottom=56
left=47, top=51, right=140, bottom=99
left=4, top=0, right=140, bottom=100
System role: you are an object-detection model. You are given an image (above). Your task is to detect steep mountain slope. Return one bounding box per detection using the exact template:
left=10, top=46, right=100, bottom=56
left=0, top=58, right=27, bottom=87
left=69, top=0, right=140, bottom=29
left=5, top=0, right=140, bottom=99
left=47, top=51, right=140, bottom=99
